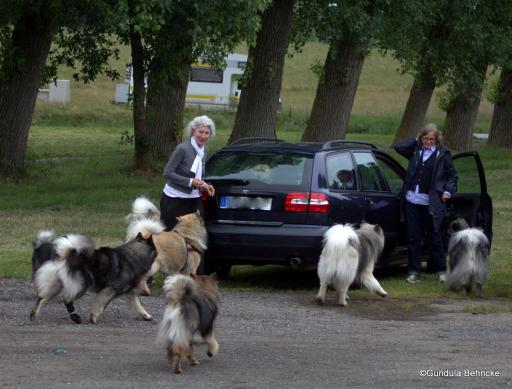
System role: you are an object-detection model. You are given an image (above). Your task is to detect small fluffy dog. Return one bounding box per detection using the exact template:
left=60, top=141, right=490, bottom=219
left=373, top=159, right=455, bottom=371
left=156, top=274, right=220, bottom=374
left=30, top=233, right=156, bottom=324
left=447, top=218, right=490, bottom=297
left=315, top=222, right=387, bottom=306
left=31, top=230, right=96, bottom=322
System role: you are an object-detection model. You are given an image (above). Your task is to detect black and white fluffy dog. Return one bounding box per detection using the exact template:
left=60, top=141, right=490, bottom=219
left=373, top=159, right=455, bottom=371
left=31, top=230, right=96, bottom=322
left=30, top=232, right=157, bottom=324
left=315, top=222, right=387, bottom=306
left=447, top=218, right=490, bottom=297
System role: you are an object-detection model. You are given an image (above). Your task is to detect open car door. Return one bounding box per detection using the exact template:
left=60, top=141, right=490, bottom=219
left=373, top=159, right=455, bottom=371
left=446, top=152, right=493, bottom=245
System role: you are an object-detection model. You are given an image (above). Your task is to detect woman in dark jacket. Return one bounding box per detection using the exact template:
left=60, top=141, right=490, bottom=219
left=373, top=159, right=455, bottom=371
left=394, top=123, right=458, bottom=284
left=160, top=115, right=215, bottom=230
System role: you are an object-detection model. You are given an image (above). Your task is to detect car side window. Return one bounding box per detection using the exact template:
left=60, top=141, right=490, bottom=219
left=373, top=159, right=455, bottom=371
left=353, top=152, right=387, bottom=192
left=376, top=157, right=404, bottom=196
left=326, top=152, right=356, bottom=190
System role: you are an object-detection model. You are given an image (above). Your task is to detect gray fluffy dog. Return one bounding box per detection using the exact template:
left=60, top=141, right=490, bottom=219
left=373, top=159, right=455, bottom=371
left=447, top=218, right=490, bottom=297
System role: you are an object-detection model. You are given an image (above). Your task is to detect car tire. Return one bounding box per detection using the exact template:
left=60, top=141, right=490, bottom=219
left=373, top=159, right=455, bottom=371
left=198, top=256, right=216, bottom=275
left=215, top=263, right=232, bottom=280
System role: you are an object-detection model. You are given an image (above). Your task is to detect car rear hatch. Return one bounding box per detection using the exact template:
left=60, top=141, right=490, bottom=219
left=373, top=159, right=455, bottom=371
left=204, top=146, right=318, bottom=225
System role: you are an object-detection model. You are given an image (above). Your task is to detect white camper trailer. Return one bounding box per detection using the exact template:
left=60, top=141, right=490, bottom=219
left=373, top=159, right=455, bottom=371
left=187, top=53, right=247, bottom=107
left=124, top=53, right=247, bottom=108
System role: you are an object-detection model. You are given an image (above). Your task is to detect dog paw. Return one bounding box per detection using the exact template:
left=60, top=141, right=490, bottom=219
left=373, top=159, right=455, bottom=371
left=142, top=314, right=152, bottom=321
left=30, top=311, right=36, bottom=321
left=378, top=291, right=387, bottom=298
left=207, top=351, right=213, bottom=357
left=314, top=297, right=324, bottom=305
left=89, top=314, right=97, bottom=324
left=70, top=313, right=82, bottom=324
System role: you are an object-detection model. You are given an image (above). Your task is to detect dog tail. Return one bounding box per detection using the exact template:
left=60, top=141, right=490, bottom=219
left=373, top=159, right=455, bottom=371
left=33, top=230, right=55, bottom=249
left=156, top=274, right=197, bottom=348
left=53, top=234, right=96, bottom=260
left=162, top=274, right=197, bottom=305
left=318, top=224, right=360, bottom=282
left=33, top=260, right=65, bottom=297
left=125, top=196, right=161, bottom=224
left=125, top=218, right=166, bottom=242
left=448, top=229, right=490, bottom=290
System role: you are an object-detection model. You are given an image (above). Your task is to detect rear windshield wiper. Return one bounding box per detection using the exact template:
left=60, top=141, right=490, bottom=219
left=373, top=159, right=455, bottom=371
left=205, top=178, right=250, bottom=186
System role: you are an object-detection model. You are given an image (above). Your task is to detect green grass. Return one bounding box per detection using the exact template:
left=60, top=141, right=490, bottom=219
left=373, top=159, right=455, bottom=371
left=463, top=303, right=512, bottom=314
left=1, top=126, right=511, bottom=300
left=1, top=42, right=510, bottom=300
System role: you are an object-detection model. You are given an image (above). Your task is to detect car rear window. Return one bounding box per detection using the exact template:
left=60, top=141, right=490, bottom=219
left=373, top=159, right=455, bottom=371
left=206, top=151, right=310, bottom=187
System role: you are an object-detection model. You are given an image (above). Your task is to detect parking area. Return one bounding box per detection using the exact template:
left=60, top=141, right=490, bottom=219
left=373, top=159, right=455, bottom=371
left=0, top=278, right=511, bottom=388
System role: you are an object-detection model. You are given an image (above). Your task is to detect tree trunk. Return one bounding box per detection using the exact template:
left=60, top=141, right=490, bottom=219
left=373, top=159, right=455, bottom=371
left=145, top=20, right=193, bottom=160
left=146, top=63, right=190, bottom=160
left=443, top=67, right=487, bottom=152
left=301, top=38, right=366, bottom=142
left=229, top=0, right=294, bottom=144
left=0, top=4, right=55, bottom=177
left=488, top=68, right=512, bottom=148
left=129, top=21, right=149, bottom=170
left=392, top=65, right=436, bottom=145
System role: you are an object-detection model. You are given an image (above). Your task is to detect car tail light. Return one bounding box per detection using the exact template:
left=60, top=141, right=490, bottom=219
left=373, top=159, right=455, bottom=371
left=309, top=192, right=330, bottom=213
left=285, top=192, right=309, bottom=212
left=285, top=192, right=330, bottom=213
left=200, top=190, right=210, bottom=209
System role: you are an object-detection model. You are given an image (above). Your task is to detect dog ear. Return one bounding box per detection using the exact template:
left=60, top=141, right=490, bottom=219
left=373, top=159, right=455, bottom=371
left=210, top=272, right=218, bottom=281
left=135, top=232, right=143, bottom=240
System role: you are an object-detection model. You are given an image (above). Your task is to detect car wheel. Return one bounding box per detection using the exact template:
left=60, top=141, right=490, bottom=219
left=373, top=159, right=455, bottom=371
left=215, top=263, right=232, bottom=280
left=199, top=256, right=216, bottom=275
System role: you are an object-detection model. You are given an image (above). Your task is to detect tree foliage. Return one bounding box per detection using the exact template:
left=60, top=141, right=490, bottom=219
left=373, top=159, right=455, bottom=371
left=0, top=0, right=126, bottom=177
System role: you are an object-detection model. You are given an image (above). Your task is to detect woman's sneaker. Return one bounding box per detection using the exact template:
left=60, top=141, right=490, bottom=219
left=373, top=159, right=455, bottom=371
left=406, top=273, right=421, bottom=284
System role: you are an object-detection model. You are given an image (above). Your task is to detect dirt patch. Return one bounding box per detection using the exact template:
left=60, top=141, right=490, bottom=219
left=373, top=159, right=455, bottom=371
left=342, top=296, right=438, bottom=320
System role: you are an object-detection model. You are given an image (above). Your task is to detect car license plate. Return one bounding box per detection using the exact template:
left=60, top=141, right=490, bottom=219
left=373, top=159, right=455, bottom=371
left=219, top=195, right=272, bottom=211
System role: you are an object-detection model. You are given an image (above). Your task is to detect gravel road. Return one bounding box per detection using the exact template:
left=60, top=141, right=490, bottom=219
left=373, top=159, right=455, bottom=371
left=0, top=278, right=511, bottom=388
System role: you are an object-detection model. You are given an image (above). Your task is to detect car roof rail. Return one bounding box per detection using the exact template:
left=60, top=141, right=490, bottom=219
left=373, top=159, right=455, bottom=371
left=321, top=140, right=379, bottom=150
left=228, top=137, right=285, bottom=146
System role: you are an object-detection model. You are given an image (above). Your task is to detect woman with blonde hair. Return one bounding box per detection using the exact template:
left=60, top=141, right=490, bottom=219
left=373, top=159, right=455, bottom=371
left=394, top=123, right=458, bottom=284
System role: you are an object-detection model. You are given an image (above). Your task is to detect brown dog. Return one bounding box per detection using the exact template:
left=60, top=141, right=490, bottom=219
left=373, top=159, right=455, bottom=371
left=127, top=210, right=207, bottom=277
left=156, top=273, right=220, bottom=374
